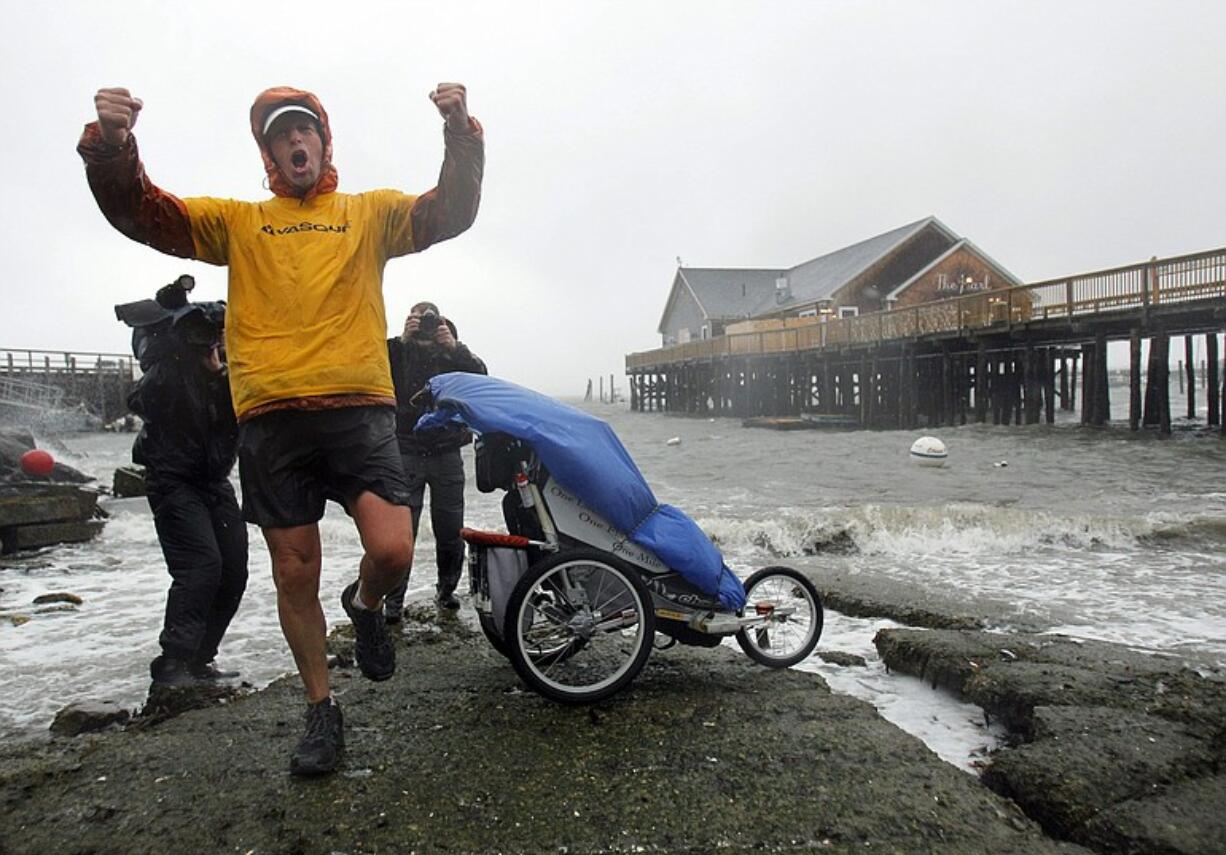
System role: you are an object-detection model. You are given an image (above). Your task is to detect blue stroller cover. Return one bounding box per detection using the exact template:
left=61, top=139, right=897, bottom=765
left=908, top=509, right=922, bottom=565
left=416, top=373, right=747, bottom=610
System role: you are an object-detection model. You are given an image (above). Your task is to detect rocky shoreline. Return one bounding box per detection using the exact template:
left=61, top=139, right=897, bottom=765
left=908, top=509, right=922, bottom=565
left=1, top=574, right=1222, bottom=853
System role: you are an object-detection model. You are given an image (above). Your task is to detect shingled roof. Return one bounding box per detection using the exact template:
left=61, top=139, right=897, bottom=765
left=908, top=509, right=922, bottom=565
left=778, top=216, right=957, bottom=311
left=660, top=216, right=962, bottom=333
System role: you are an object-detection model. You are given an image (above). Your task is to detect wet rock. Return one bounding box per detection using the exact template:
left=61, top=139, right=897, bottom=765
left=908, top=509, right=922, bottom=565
left=876, top=628, right=1226, bottom=852
left=816, top=649, right=869, bottom=668
left=0, top=485, right=105, bottom=553
left=5, top=613, right=31, bottom=626
left=982, top=705, right=1215, bottom=837
left=111, top=465, right=146, bottom=498
left=33, top=592, right=83, bottom=606
left=50, top=701, right=131, bottom=736
left=0, top=620, right=1071, bottom=854
left=1082, top=774, right=1226, bottom=854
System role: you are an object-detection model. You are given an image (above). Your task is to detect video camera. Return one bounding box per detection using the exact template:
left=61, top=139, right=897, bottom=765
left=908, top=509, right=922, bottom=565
left=115, top=275, right=225, bottom=368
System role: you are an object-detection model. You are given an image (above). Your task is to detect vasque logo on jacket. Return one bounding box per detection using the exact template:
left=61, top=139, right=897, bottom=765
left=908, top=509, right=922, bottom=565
left=260, top=221, right=351, bottom=236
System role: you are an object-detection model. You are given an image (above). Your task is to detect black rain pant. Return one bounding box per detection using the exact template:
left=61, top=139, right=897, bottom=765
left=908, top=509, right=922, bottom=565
left=148, top=479, right=248, bottom=664
left=385, top=449, right=466, bottom=610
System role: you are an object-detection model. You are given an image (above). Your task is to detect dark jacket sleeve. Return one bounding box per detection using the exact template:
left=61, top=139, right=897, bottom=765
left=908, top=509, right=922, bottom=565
left=409, top=118, right=484, bottom=252
left=76, top=123, right=198, bottom=258
left=438, top=342, right=487, bottom=376
left=127, top=355, right=238, bottom=484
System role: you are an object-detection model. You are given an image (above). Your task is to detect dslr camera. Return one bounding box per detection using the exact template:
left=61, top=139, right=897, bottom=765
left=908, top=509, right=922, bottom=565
left=414, top=308, right=442, bottom=341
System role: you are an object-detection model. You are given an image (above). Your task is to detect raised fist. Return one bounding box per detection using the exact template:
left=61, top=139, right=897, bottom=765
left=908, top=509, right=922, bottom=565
left=94, top=87, right=143, bottom=146
left=428, top=83, right=469, bottom=133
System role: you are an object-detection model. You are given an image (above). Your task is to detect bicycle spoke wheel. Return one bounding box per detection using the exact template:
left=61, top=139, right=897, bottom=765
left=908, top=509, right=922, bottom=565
left=505, top=549, right=655, bottom=704
left=735, top=566, right=823, bottom=668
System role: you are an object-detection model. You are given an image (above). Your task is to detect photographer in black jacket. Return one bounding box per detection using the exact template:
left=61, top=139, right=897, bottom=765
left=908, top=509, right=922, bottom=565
left=384, top=301, right=486, bottom=620
left=118, top=275, right=248, bottom=686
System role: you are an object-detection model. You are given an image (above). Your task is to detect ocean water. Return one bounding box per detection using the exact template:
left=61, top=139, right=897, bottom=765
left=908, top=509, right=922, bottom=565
left=2, top=390, right=1224, bottom=773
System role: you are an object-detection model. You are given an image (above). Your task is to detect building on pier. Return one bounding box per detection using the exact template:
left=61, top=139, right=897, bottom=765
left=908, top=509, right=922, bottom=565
left=631, top=242, right=1226, bottom=436
left=657, top=216, right=1023, bottom=346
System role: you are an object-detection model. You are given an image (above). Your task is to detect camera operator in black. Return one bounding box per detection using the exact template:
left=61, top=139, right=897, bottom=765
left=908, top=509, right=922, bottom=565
left=383, top=301, right=486, bottom=619
left=120, top=275, right=248, bottom=686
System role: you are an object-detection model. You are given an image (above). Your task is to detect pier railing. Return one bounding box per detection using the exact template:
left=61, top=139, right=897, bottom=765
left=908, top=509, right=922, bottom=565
left=627, top=246, right=1226, bottom=369
left=0, top=348, right=138, bottom=423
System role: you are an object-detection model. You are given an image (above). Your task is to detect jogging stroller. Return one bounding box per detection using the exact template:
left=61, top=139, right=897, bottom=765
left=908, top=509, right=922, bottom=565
left=416, top=373, right=823, bottom=704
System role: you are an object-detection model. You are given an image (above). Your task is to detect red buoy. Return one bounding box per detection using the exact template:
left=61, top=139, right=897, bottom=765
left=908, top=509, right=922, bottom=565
left=20, top=449, right=55, bottom=478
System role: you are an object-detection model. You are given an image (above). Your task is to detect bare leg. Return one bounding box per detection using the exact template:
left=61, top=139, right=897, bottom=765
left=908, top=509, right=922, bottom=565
left=350, top=491, right=415, bottom=608
left=264, top=524, right=329, bottom=703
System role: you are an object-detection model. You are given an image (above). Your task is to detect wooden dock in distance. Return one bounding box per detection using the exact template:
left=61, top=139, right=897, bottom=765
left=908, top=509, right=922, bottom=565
left=626, top=247, right=1226, bottom=435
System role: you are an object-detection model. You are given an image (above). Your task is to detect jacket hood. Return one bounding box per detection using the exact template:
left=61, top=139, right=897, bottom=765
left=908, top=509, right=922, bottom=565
left=250, top=87, right=338, bottom=200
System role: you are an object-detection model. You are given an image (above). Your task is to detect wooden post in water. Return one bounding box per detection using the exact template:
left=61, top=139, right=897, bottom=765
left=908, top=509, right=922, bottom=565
left=1207, top=334, right=1220, bottom=427
left=1058, top=355, right=1069, bottom=410
left=1094, top=333, right=1110, bottom=426
left=975, top=342, right=987, bottom=423
left=1129, top=330, right=1142, bottom=430
left=1022, top=345, right=1037, bottom=424
left=1069, top=352, right=1078, bottom=412
left=1154, top=333, right=1172, bottom=435
left=1143, top=332, right=1161, bottom=426
left=1044, top=348, right=1056, bottom=424
left=1185, top=337, right=1196, bottom=420
left=1080, top=343, right=1092, bottom=425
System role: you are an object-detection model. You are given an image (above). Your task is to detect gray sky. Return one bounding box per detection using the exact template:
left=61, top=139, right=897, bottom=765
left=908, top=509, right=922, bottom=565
left=4, top=1, right=1224, bottom=395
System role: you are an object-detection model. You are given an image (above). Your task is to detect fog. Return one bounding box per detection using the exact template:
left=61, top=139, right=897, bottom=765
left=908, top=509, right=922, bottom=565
left=4, top=1, right=1223, bottom=395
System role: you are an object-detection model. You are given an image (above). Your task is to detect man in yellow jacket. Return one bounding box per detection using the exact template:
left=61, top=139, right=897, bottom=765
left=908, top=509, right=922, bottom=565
left=78, top=83, right=483, bottom=775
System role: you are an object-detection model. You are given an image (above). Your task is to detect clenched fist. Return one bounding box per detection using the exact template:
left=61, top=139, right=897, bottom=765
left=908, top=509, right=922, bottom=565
left=428, top=83, right=470, bottom=133
left=94, top=87, right=143, bottom=146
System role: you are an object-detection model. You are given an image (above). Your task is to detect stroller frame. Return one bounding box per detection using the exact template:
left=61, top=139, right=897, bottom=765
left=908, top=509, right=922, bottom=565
left=461, top=437, right=823, bottom=704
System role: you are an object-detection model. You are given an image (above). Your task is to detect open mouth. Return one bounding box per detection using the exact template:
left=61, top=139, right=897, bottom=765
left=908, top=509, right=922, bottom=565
left=291, top=150, right=308, bottom=169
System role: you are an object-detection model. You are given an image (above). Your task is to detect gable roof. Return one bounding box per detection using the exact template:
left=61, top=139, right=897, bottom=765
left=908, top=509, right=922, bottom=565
left=883, top=238, right=1025, bottom=302
left=659, top=215, right=966, bottom=330
left=774, top=216, right=958, bottom=312
left=657, top=267, right=785, bottom=333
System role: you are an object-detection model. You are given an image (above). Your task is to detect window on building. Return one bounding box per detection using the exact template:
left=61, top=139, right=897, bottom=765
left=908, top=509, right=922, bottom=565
left=798, top=308, right=817, bottom=318
left=838, top=306, right=859, bottom=318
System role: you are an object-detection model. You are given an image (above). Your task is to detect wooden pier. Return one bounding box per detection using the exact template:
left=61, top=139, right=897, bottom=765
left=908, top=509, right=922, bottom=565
left=0, top=348, right=137, bottom=426
left=627, top=248, right=1226, bottom=434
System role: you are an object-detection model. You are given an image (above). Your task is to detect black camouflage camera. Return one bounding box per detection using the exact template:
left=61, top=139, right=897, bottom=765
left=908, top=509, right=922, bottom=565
left=115, top=276, right=224, bottom=368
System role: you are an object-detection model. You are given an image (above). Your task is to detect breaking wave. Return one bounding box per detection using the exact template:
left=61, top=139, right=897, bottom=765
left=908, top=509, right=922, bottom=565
left=700, top=503, right=1226, bottom=561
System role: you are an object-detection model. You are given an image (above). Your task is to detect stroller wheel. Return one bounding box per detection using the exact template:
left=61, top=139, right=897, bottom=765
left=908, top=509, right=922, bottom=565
left=478, top=612, right=509, bottom=658
left=504, top=548, right=655, bottom=704
left=735, top=566, right=823, bottom=667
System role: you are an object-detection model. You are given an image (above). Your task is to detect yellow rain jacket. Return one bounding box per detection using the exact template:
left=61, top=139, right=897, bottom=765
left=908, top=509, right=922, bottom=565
left=78, top=86, right=484, bottom=421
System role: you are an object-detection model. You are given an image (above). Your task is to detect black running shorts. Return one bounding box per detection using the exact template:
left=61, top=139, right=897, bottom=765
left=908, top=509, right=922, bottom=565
left=237, top=406, right=413, bottom=528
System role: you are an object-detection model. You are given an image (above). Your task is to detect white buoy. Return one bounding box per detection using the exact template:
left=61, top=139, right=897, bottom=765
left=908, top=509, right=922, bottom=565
left=909, top=436, right=947, bottom=467
left=666, top=436, right=682, bottom=446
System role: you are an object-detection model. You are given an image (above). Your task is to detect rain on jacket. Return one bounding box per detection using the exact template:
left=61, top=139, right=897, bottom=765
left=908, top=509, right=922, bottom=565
left=77, top=87, right=484, bottom=421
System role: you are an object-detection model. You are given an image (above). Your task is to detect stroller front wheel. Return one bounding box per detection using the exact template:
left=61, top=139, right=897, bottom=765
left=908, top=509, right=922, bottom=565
left=504, top=548, right=655, bottom=704
left=735, top=566, right=823, bottom=667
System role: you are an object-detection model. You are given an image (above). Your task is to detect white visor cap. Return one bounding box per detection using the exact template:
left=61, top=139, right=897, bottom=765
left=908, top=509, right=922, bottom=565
left=262, top=104, right=321, bottom=136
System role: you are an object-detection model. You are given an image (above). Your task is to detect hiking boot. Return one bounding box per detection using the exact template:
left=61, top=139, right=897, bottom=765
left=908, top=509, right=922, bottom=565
left=191, top=660, right=240, bottom=681
left=341, top=581, right=396, bottom=681
left=290, top=697, right=344, bottom=776
left=150, top=655, right=203, bottom=687
left=435, top=590, right=461, bottom=610
left=383, top=602, right=403, bottom=624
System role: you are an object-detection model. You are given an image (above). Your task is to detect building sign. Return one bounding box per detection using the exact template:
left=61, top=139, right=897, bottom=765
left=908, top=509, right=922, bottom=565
left=936, top=270, right=991, bottom=294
